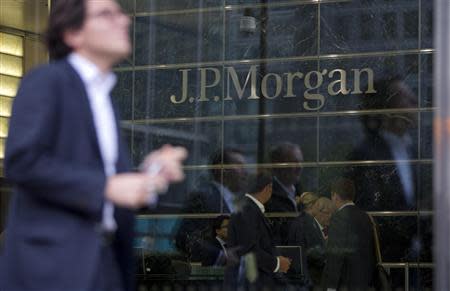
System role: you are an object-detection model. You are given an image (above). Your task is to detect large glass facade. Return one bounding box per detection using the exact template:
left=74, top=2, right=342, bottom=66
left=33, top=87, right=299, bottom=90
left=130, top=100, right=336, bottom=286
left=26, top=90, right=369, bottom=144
left=0, top=0, right=435, bottom=290
left=109, top=0, right=434, bottom=290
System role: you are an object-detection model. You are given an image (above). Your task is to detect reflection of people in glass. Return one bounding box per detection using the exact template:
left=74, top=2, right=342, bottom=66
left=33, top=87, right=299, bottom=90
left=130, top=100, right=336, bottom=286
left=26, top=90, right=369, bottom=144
left=348, top=76, right=418, bottom=211
left=186, top=148, right=248, bottom=213
left=201, top=215, right=230, bottom=266
left=288, top=194, right=333, bottom=287
left=347, top=78, right=424, bottom=287
left=267, top=142, right=304, bottom=213
left=266, top=142, right=304, bottom=245
left=175, top=148, right=248, bottom=258
left=321, top=178, right=375, bottom=291
left=225, top=173, right=291, bottom=291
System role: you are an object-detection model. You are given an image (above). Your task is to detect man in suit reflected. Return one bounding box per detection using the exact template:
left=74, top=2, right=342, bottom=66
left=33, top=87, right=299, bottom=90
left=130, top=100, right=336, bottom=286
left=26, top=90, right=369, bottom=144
left=266, top=142, right=304, bottom=244
left=346, top=77, right=421, bottom=266
left=288, top=194, right=334, bottom=288
left=225, top=173, right=291, bottom=291
left=321, top=178, right=375, bottom=291
left=201, top=215, right=230, bottom=266
left=175, top=148, right=248, bottom=259
left=347, top=77, right=418, bottom=211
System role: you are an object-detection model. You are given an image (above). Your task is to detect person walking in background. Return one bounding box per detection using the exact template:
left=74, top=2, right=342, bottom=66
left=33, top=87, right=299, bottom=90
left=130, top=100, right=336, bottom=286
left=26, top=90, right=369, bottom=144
left=288, top=194, right=333, bottom=288
left=321, top=178, right=375, bottom=291
left=225, top=173, right=291, bottom=290
left=0, top=1, right=186, bottom=290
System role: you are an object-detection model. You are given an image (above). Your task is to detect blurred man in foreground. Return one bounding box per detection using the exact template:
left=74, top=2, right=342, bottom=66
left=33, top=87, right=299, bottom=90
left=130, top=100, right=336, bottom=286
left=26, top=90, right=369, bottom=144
left=0, top=1, right=186, bottom=290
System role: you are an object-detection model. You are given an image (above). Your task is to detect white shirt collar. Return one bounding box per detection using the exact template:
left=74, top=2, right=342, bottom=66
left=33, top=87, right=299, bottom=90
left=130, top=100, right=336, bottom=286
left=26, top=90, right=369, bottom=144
left=313, top=217, right=324, bottom=231
left=273, top=176, right=296, bottom=197
left=245, top=193, right=265, bottom=213
left=216, top=236, right=226, bottom=246
left=68, top=53, right=117, bottom=94
left=338, top=201, right=355, bottom=212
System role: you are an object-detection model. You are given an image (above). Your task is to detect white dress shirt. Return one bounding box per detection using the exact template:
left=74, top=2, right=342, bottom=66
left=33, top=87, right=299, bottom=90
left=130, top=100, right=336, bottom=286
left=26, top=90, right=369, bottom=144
left=68, top=53, right=118, bottom=232
left=273, top=176, right=298, bottom=211
left=213, top=181, right=237, bottom=213
left=381, top=130, right=415, bottom=206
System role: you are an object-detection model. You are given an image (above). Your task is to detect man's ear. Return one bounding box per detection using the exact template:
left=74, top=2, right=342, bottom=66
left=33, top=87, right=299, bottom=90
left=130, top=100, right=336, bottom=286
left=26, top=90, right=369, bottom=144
left=63, top=29, right=83, bottom=51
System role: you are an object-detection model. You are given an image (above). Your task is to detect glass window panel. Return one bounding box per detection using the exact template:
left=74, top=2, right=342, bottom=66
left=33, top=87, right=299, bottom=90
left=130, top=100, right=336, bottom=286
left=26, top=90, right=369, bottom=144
left=0, top=117, right=8, bottom=138
left=421, top=0, right=433, bottom=49
left=225, top=5, right=317, bottom=61
left=224, top=117, right=317, bottom=163
left=420, top=111, right=433, bottom=160
left=0, top=53, right=23, bottom=77
left=134, top=68, right=223, bottom=119
left=131, top=121, right=222, bottom=167
left=136, top=0, right=222, bottom=13
left=420, top=54, right=433, bottom=107
left=417, top=164, right=432, bottom=210
left=320, top=113, right=420, bottom=162
left=0, top=74, right=20, bottom=97
left=321, top=0, right=419, bottom=54
left=0, top=33, right=23, bottom=57
left=134, top=12, right=223, bottom=66
left=0, top=96, right=13, bottom=117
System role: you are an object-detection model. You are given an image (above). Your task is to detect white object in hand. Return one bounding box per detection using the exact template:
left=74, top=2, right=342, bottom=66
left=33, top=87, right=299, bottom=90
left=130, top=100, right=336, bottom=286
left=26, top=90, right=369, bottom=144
left=146, top=163, right=162, bottom=205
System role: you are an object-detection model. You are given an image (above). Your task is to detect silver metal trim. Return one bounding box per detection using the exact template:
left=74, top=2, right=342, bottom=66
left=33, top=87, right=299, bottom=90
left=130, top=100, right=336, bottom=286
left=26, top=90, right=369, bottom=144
left=136, top=210, right=434, bottom=220
left=113, top=49, right=435, bottom=72
left=132, top=0, right=351, bottom=17
left=122, top=108, right=435, bottom=125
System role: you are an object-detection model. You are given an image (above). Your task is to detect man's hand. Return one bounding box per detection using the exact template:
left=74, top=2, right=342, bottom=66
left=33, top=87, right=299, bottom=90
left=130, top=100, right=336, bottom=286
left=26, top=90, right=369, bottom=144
left=140, top=145, right=188, bottom=183
left=105, top=173, right=167, bottom=209
left=278, top=256, right=291, bottom=273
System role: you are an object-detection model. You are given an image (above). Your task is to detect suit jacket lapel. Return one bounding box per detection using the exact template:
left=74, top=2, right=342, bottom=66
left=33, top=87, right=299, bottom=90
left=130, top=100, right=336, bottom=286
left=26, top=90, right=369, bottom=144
left=272, top=178, right=298, bottom=211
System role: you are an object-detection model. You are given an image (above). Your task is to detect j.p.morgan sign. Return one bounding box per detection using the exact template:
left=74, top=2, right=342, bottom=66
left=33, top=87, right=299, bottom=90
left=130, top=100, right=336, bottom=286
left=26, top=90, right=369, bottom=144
left=169, top=65, right=376, bottom=111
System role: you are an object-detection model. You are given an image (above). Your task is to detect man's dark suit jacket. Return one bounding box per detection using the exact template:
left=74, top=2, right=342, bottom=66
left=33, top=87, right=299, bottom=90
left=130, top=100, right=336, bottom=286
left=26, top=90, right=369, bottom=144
left=347, top=133, right=417, bottom=211
left=265, top=178, right=299, bottom=245
left=288, top=211, right=326, bottom=286
left=175, top=181, right=233, bottom=257
left=347, top=133, right=419, bottom=262
left=0, top=59, right=135, bottom=291
left=321, top=205, right=375, bottom=291
left=225, top=196, right=279, bottom=290
left=200, top=237, right=226, bottom=266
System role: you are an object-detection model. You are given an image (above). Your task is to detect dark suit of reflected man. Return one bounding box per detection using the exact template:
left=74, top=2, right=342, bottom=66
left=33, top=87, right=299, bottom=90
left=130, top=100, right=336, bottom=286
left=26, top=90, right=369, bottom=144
left=266, top=142, right=304, bottom=245
left=347, top=77, right=418, bottom=211
left=0, top=1, right=186, bottom=290
left=289, top=196, right=333, bottom=288
left=321, top=178, right=375, bottom=291
left=346, top=77, right=423, bottom=269
left=201, top=215, right=230, bottom=266
left=175, top=148, right=248, bottom=259
left=225, top=173, right=291, bottom=291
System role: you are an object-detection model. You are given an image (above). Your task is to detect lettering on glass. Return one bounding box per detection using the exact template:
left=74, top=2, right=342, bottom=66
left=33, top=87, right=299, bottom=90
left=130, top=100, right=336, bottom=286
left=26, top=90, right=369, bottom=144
left=169, top=65, right=377, bottom=110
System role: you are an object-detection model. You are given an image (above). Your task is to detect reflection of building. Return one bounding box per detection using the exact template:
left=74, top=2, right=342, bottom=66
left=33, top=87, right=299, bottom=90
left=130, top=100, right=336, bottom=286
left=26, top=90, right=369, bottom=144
left=121, top=2, right=433, bottom=289
left=0, top=0, right=434, bottom=290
